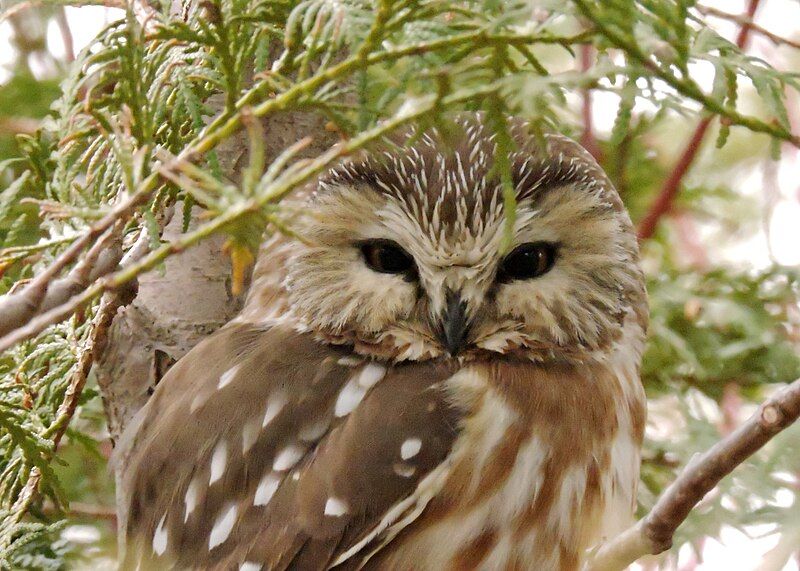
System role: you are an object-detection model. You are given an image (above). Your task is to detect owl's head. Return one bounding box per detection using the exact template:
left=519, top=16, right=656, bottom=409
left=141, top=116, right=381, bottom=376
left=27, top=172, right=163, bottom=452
left=282, top=115, right=646, bottom=362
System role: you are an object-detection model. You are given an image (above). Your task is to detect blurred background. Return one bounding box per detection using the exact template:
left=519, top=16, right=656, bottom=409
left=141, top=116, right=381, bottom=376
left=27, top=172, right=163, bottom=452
left=0, top=0, right=799, bottom=569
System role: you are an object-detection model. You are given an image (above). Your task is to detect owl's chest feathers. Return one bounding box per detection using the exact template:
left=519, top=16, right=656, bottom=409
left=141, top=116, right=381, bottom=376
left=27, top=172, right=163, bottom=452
left=382, top=354, right=644, bottom=571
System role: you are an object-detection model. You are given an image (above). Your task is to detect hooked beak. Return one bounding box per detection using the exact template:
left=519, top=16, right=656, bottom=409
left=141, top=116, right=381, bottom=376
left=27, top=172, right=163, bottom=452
left=437, top=291, right=470, bottom=356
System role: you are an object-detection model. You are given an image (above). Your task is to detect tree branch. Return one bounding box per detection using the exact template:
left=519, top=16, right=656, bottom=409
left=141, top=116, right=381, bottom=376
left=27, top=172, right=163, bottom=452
left=635, top=0, right=763, bottom=240
left=0, top=117, right=40, bottom=135
left=585, top=377, right=800, bottom=571
left=54, top=6, right=75, bottom=63
left=579, top=43, right=601, bottom=161
left=0, top=189, right=147, bottom=339
left=636, top=116, right=712, bottom=240
left=696, top=4, right=800, bottom=51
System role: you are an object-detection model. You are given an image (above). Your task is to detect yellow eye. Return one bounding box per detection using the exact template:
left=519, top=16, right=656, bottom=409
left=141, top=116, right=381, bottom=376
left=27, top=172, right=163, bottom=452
left=498, top=242, right=558, bottom=282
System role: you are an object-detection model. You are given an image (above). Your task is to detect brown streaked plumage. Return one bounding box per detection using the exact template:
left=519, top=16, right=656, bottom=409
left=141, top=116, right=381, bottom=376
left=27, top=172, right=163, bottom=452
left=119, top=113, right=648, bottom=571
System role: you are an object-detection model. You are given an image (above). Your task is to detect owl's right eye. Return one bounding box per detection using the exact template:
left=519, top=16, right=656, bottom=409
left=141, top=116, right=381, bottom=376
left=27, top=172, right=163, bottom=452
left=359, top=239, right=416, bottom=275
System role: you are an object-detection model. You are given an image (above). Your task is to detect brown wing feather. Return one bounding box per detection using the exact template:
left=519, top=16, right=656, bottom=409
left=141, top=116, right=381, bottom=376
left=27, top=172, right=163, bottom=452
left=119, top=322, right=462, bottom=570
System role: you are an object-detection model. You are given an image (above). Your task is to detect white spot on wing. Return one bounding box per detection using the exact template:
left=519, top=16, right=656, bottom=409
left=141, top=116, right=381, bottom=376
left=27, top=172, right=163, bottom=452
left=184, top=477, right=201, bottom=522
left=273, top=444, right=304, bottom=471
left=334, top=380, right=367, bottom=417
left=240, top=563, right=262, bottom=571
left=254, top=473, right=281, bottom=506
left=400, top=438, right=422, bottom=460
left=356, top=362, right=386, bottom=388
left=262, top=392, right=288, bottom=427
left=152, top=513, right=168, bottom=555
left=209, top=440, right=228, bottom=485
left=241, top=418, right=259, bottom=454
left=217, top=364, right=240, bottom=390
left=208, top=503, right=238, bottom=550
left=337, top=355, right=362, bottom=367
left=190, top=391, right=208, bottom=413
left=324, top=497, right=349, bottom=517
left=298, top=418, right=330, bottom=442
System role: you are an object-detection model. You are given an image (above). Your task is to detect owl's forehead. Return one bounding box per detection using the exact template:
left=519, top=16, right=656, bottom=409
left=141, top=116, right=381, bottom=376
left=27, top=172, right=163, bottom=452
left=318, top=118, right=613, bottom=256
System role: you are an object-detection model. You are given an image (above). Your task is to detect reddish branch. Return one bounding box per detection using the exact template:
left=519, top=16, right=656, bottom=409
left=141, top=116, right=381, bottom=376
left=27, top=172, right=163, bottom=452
left=54, top=7, right=75, bottom=63
left=580, top=43, right=601, bottom=161
left=636, top=0, right=762, bottom=240
left=586, top=377, right=800, bottom=571
left=637, top=118, right=712, bottom=240
left=0, top=117, right=39, bottom=135
left=44, top=501, right=117, bottom=524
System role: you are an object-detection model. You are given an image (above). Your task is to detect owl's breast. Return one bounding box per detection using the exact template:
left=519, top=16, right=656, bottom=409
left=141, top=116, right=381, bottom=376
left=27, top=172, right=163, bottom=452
left=372, top=352, right=644, bottom=571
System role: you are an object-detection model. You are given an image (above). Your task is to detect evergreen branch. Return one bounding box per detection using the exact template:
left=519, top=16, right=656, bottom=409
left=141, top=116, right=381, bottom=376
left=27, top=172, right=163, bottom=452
left=572, top=0, right=800, bottom=149
left=585, top=377, right=800, bottom=571
left=196, top=29, right=589, bottom=156
left=0, top=292, right=123, bottom=553
left=636, top=0, right=763, bottom=241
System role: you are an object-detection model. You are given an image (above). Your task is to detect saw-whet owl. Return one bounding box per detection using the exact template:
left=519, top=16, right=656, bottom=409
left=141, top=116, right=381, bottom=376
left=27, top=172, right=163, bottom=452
left=119, top=113, right=648, bottom=570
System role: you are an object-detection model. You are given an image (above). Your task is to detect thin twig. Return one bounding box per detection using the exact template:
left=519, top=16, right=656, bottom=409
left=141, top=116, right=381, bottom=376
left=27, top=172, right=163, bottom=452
left=0, top=117, right=39, bottom=135
left=54, top=6, right=75, bottom=63
left=697, top=4, right=800, bottom=51
left=636, top=116, right=713, bottom=240
left=634, top=0, right=763, bottom=240
left=579, top=43, right=601, bottom=161
left=43, top=501, right=118, bottom=524
left=585, top=377, right=800, bottom=571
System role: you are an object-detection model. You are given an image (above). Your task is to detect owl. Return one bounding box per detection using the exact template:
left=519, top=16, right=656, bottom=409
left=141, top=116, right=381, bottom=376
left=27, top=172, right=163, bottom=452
left=118, top=114, right=648, bottom=571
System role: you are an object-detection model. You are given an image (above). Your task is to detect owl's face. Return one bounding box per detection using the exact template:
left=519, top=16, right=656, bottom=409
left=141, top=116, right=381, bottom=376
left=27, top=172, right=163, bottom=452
left=284, top=116, right=645, bottom=361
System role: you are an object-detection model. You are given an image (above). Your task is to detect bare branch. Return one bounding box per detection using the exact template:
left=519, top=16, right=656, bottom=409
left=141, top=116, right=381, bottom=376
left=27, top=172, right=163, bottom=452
left=636, top=116, right=713, bottom=240
left=0, top=117, right=39, bottom=135
left=54, top=6, right=75, bottom=63
left=697, top=4, right=800, bottom=51
left=579, top=43, right=601, bottom=161
left=585, top=377, right=800, bottom=571
left=44, top=501, right=117, bottom=524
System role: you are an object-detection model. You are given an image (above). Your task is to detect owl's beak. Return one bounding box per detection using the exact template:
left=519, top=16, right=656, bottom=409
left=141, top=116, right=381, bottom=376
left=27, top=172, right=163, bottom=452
left=438, top=291, right=470, bottom=356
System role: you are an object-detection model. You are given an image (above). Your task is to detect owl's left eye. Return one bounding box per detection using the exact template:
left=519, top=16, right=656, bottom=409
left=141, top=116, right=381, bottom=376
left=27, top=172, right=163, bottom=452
left=359, top=239, right=416, bottom=275
left=497, top=241, right=557, bottom=282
